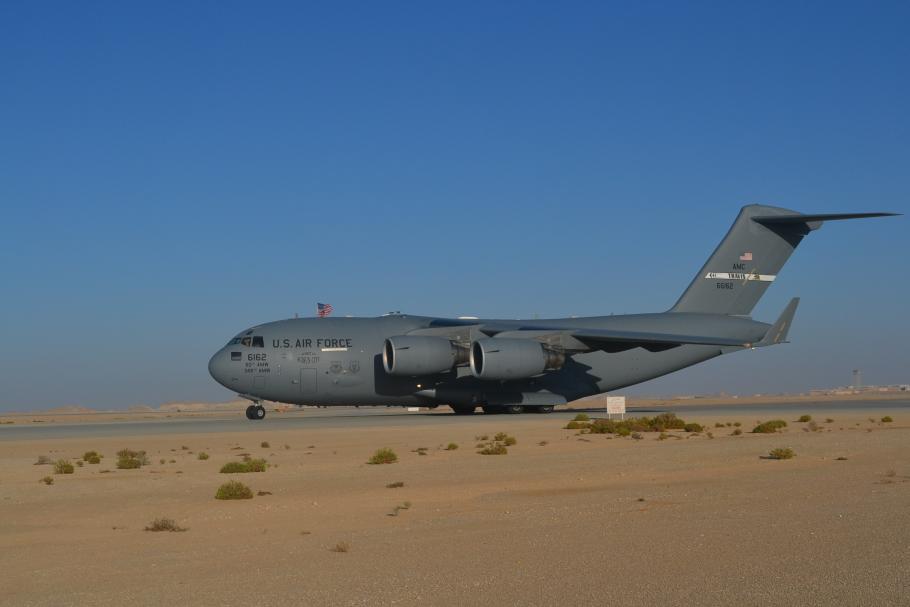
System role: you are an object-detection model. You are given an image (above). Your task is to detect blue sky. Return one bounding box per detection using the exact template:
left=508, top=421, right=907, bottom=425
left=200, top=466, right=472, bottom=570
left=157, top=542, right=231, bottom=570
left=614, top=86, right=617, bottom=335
left=1, top=2, right=907, bottom=410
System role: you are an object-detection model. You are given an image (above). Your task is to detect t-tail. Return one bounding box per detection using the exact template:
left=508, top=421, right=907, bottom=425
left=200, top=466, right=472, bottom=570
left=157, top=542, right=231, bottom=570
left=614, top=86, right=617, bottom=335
left=669, top=204, right=898, bottom=316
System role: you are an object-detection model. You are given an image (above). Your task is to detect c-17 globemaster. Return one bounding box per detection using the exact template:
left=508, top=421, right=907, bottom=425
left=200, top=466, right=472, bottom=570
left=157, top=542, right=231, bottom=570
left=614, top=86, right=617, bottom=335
left=208, top=204, right=897, bottom=420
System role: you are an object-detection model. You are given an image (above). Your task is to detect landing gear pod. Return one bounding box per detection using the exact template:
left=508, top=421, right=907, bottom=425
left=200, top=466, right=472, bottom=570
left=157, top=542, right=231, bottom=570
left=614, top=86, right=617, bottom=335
left=469, top=338, right=565, bottom=380
left=383, top=336, right=468, bottom=376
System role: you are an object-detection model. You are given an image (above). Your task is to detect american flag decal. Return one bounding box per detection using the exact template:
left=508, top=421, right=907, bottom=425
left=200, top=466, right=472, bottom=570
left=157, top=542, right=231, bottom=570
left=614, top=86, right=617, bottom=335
left=317, top=302, right=334, bottom=318
left=740, top=252, right=753, bottom=261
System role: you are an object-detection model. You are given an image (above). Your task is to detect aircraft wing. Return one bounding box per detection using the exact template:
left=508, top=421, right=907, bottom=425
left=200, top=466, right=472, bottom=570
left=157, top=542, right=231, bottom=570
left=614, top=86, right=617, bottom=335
left=490, top=327, right=751, bottom=353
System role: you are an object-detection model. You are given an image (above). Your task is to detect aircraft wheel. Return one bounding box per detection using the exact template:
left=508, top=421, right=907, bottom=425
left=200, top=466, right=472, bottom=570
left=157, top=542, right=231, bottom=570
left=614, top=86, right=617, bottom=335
left=504, top=405, right=525, bottom=414
left=245, top=405, right=256, bottom=420
left=482, top=406, right=505, bottom=414
left=252, top=406, right=266, bottom=420
left=450, top=405, right=476, bottom=415
left=534, top=405, right=555, bottom=414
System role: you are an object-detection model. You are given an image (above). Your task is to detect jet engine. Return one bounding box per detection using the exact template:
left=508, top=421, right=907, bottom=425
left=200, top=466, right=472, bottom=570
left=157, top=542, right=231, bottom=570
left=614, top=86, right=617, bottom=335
left=383, top=336, right=468, bottom=376
left=470, top=338, right=565, bottom=380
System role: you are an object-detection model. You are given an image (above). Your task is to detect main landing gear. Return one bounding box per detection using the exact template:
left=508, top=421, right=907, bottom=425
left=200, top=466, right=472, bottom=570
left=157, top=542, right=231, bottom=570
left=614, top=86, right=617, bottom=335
left=245, top=404, right=266, bottom=420
left=453, top=405, right=557, bottom=415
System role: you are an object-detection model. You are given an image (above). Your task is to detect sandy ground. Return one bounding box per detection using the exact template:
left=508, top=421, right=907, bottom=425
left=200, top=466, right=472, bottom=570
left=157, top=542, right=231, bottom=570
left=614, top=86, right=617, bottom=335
left=1, top=407, right=907, bottom=606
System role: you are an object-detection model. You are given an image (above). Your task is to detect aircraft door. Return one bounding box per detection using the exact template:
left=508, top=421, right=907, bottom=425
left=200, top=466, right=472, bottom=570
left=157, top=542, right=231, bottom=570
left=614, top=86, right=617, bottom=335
left=300, top=368, right=317, bottom=394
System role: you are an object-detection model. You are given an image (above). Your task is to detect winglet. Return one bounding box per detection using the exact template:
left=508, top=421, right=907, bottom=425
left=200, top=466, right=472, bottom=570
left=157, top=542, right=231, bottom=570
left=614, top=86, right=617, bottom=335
left=754, top=297, right=800, bottom=347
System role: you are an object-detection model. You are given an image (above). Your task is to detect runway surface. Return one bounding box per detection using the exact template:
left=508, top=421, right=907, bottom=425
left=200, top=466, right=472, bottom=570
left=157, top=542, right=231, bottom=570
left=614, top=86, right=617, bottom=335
left=1, top=399, right=907, bottom=440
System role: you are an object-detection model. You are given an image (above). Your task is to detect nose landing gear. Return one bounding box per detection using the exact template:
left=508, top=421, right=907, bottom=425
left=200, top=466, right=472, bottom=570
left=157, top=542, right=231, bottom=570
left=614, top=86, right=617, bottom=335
left=245, top=404, right=266, bottom=420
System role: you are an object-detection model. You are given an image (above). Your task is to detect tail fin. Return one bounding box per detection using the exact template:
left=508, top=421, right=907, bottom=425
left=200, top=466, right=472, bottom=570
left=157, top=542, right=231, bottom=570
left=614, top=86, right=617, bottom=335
left=669, top=205, right=897, bottom=316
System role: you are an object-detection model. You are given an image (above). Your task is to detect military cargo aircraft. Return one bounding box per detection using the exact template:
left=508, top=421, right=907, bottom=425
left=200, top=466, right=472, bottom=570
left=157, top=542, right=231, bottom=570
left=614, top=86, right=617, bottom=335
left=208, top=205, right=897, bottom=420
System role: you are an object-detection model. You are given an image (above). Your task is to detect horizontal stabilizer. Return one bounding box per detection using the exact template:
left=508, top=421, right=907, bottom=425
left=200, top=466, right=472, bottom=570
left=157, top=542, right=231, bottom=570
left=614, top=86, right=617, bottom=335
left=754, top=297, right=800, bottom=347
left=753, top=212, right=899, bottom=230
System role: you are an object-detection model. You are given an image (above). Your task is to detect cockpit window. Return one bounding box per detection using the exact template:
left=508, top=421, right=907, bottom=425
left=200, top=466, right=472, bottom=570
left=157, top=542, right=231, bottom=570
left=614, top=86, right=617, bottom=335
left=228, top=338, right=241, bottom=345
left=240, top=336, right=252, bottom=347
left=252, top=336, right=264, bottom=348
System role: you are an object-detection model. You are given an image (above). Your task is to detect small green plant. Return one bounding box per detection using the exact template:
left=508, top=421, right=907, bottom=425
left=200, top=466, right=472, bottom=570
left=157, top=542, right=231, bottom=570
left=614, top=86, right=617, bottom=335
left=219, top=458, right=268, bottom=473
left=386, top=481, right=404, bottom=489
left=215, top=481, right=254, bottom=500
left=732, top=428, right=743, bottom=436
left=257, top=490, right=272, bottom=496
left=733, top=422, right=742, bottom=427
left=502, top=435, right=517, bottom=446
left=752, top=420, right=788, bottom=434
left=40, top=476, right=54, bottom=485
left=572, top=413, right=590, bottom=422
left=684, top=422, right=703, bottom=433
left=445, top=443, right=458, bottom=450
left=658, top=432, right=669, bottom=441
left=35, top=455, right=52, bottom=465
left=367, top=448, right=398, bottom=465
left=797, top=415, right=812, bottom=423
left=144, top=518, right=187, bottom=532
left=767, top=447, right=796, bottom=460
left=616, top=426, right=631, bottom=437
left=83, top=451, right=100, bottom=461
left=116, top=449, right=149, bottom=469
left=564, top=420, right=588, bottom=430
left=881, top=416, right=893, bottom=423
left=261, top=441, right=270, bottom=448
left=493, top=432, right=508, bottom=442
left=54, top=459, right=74, bottom=474
left=197, top=452, right=210, bottom=460
left=330, top=542, right=350, bottom=553
left=715, top=422, right=725, bottom=428
left=478, top=443, right=508, bottom=455
left=76, top=460, right=84, bottom=467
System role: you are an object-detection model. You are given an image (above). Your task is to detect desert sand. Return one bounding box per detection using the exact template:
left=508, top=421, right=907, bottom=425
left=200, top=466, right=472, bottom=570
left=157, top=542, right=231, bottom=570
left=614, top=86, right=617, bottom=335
left=1, top=406, right=907, bottom=606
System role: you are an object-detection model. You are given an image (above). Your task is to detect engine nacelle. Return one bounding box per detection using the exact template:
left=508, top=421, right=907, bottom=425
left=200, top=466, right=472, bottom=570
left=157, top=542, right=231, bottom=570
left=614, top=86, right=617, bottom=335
left=383, top=336, right=467, bottom=376
left=470, top=338, right=565, bottom=380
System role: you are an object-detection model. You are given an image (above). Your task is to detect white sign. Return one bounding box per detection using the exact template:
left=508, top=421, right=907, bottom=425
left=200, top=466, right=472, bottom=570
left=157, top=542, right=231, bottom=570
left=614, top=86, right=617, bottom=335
left=606, top=396, right=626, bottom=415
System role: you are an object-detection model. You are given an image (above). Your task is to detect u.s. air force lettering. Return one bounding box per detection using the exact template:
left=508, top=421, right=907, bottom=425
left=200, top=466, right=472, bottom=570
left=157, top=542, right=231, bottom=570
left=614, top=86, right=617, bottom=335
left=274, top=338, right=353, bottom=349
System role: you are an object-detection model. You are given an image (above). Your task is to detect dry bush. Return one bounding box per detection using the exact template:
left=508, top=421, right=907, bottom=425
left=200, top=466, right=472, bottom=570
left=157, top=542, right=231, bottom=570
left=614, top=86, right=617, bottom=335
left=797, top=415, right=812, bottom=423
left=35, top=455, right=52, bottom=465
left=572, top=413, right=590, bottom=422
left=767, top=448, right=796, bottom=460
left=445, top=443, right=458, bottom=450
left=261, top=441, right=270, bottom=448
left=881, top=416, right=893, bottom=423
left=752, top=420, right=788, bottom=434
left=116, top=449, right=149, bottom=469
left=40, top=476, right=54, bottom=485
left=219, top=459, right=268, bottom=473
left=215, top=481, right=253, bottom=500
left=197, top=452, right=210, bottom=460
left=54, top=460, right=74, bottom=474
left=144, top=518, right=187, bottom=532
left=478, top=443, right=508, bottom=455
left=386, top=481, right=404, bottom=489
left=367, top=448, right=398, bottom=465
left=330, top=542, right=350, bottom=553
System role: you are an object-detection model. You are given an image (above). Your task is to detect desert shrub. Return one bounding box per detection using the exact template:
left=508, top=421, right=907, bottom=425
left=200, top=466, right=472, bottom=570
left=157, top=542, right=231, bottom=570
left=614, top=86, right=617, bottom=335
left=257, top=490, right=272, bottom=496
left=732, top=428, right=743, bottom=436
left=881, top=416, right=893, bottom=423
left=144, top=518, right=187, bottom=532
left=261, top=441, right=270, bottom=448
left=684, top=423, right=703, bottom=433
left=159, top=458, right=166, bottom=464
left=565, top=421, right=589, bottom=430
left=493, top=432, right=508, bottom=442
left=478, top=443, right=508, bottom=455
left=116, top=449, right=149, bottom=469
left=35, top=455, right=52, bottom=465
left=538, top=440, right=548, bottom=446
left=40, top=476, right=54, bottom=485
left=825, top=418, right=834, bottom=423
left=807, top=421, right=819, bottom=432
left=220, top=459, right=268, bottom=473
left=367, top=448, right=398, bottom=465
left=615, top=426, right=631, bottom=437
left=85, top=454, right=100, bottom=464
left=572, top=413, right=590, bottom=422
left=197, top=452, right=210, bottom=460
left=331, top=542, right=350, bottom=553
left=715, top=422, right=725, bottom=428
left=658, top=432, right=669, bottom=441
left=767, top=447, right=796, bottom=460
left=798, top=415, right=812, bottom=423
left=215, top=481, right=254, bottom=500
left=752, top=420, right=788, bottom=434
left=83, top=451, right=100, bottom=461
left=502, top=435, right=517, bottom=446
left=386, top=481, right=404, bottom=489
left=631, top=432, right=643, bottom=440
left=445, top=443, right=458, bottom=450
left=76, top=460, right=84, bottom=467
left=733, top=422, right=742, bottom=427
left=54, top=459, right=74, bottom=474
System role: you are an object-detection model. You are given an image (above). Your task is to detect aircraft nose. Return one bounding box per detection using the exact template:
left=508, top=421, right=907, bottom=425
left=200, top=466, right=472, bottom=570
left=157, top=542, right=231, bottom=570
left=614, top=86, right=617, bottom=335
left=208, top=349, right=230, bottom=388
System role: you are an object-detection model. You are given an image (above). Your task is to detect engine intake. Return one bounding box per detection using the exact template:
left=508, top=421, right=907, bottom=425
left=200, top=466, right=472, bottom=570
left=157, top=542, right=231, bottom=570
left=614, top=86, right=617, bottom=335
left=470, top=338, right=565, bottom=380
left=383, top=336, right=467, bottom=376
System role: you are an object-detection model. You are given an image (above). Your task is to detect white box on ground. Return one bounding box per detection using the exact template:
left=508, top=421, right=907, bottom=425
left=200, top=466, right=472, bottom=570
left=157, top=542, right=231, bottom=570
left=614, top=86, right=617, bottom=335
left=406, top=407, right=420, bottom=412
left=606, top=396, right=626, bottom=417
